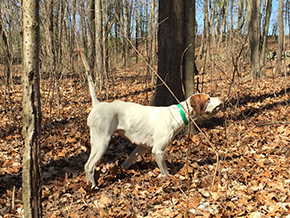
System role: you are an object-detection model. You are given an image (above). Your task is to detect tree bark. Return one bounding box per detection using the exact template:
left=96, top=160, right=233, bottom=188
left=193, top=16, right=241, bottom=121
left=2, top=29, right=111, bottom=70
left=135, top=0, right=139, bottom=64
left=151, top=0, right=185, bottom=106
left=237, top=0, right=244, bottom=37
left=246, top=0, right=261, bottom=79
left=95, top=0, right=103, bottom=88
left=184, top=0, right=196, bottom=134
left=218, top=1, right=228, bottom=48
left=124, top=0, right=132, bottom=67
left=261, top=0, right=272, bottom=67
left=22, top=0, right=42, bottom=216
left=148, top=0, right=156, bottom=84
left=275, top=0, right=284, bottom=75
left=184, top=0, right=195, bottom=98
left=209, top=0, right=216, bottom=47
left=87, top=0, right=95, bottom=73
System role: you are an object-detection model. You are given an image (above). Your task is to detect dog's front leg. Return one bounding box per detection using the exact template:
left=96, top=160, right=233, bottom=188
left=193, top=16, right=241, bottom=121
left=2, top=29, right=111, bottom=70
left=152, top=146, right=169, bottom=176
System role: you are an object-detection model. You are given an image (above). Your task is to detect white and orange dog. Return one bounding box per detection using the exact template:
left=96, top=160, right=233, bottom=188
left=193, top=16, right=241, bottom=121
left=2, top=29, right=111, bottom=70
left=84, top=76, right=223, bottom=188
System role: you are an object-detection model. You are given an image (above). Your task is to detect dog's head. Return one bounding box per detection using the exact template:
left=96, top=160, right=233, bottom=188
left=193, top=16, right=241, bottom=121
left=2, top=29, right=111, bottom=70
left=188, top=93, right=223, bottom=116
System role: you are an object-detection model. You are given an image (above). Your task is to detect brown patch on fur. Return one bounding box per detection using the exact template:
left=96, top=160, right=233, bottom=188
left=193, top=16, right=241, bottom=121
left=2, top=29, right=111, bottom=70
left=190, top=94, right=210, bottom=114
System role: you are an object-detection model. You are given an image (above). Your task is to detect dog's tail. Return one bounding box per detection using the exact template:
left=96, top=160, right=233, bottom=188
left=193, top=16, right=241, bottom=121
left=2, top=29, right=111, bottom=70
left=79, top=51, right=99, bottom=106
left=85, top=69, right=99, bottom=107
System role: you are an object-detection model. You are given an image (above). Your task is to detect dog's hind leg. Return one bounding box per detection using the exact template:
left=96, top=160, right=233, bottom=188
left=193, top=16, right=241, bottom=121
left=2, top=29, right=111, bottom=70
left=122, top=146, right=149, bottom=170
left=84, top=129, right=111, bottom=189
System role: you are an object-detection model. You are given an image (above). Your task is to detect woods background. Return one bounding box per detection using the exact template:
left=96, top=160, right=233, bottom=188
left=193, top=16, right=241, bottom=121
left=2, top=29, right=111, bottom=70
left=1, top=0, right=290, bottom=217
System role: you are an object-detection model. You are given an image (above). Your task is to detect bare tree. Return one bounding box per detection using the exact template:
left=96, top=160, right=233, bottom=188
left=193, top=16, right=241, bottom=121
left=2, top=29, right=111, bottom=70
left=275, top=0, right=284, bottom=75
left=217, top=0, right=229, bottom=48
left=184, top=0, right=196, bottom=134
left=237, top=0, right=245, bottom=37
left=184, top=0, right=196, bottom=97
left=209, top=0, right=216, bottom=47
left=246, top=0, right=261, bottom=79
left=261, top=0, right=272, bottom=67
left=87, top=0, right=95, bottom=72
left=95, top=0, right=103, bottom=88
left=151, top=0, right=185, bottom=106
left=22, top=0, right=42, bottom=216
left=0, top=15, right=12, bottom=115
left=124, top=0, right=132, bottom=67
left=148, top=0, right=157, bottom=84
left=135, top=0, right=140, bottom=64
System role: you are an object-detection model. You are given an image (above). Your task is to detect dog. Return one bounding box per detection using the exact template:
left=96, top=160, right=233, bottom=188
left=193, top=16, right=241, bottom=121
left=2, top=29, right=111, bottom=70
left=84, top=77, right=223, bottom=189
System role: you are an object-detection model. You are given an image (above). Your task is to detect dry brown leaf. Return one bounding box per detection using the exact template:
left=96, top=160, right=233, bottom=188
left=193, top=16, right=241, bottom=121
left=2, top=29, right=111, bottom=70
left=98, top=194, right=113, bottom=208
left=69, top=212, right=79, bottom=218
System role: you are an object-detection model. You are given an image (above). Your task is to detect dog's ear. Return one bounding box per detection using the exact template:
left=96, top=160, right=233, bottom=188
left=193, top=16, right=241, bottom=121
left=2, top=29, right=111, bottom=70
left=190, top=94, right=209, bottom=114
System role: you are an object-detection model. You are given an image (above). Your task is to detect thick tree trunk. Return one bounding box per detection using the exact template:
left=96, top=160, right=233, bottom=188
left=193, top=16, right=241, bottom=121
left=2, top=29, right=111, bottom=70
left=151, top=0, right=185, bottom=106
left=246, top=0, right=261, bottom=79
left=22, top=0, right=42, bottom=216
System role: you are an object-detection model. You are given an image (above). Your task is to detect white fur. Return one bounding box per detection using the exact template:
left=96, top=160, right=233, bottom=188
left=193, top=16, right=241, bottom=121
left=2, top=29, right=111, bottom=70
left=84, top=91, right=223, bottom=189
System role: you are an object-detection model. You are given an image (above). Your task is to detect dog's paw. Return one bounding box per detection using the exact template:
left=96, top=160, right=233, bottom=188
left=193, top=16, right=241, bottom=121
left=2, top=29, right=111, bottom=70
left=91, top=184, right=99, bottom=190
left=157, top=173, right=170, bottom=179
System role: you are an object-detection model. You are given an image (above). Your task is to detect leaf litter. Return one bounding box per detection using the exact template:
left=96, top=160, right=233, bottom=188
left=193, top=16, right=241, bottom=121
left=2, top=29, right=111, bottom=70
left=0, top=60, right=290, bottom=217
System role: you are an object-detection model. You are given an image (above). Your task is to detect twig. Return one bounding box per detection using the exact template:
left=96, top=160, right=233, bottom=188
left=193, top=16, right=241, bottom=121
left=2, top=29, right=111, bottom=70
left=12, top=186, right=15, bottom=210
left=184, top=120, right=191, bottom=218
left=256, top=121, right=290, bottom=126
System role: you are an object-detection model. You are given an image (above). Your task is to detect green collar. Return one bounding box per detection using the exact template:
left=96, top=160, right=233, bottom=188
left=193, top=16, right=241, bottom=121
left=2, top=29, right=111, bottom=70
left=177, top=104, right=188, bottom=125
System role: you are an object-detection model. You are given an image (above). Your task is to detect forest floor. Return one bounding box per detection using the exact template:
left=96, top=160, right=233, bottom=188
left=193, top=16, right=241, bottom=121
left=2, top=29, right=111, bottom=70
left=1, top=55, right=290, bottom=217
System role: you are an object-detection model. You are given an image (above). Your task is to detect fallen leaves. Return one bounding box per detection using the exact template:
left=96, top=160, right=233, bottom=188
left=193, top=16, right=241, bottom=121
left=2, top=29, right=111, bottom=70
left=1, top=61, right=290, bottom=217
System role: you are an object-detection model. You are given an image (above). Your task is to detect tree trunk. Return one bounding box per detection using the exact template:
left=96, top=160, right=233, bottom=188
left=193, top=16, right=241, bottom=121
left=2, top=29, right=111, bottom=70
left=230, top=0, right=234, bottom=47
left=135, top=0, right=139, bottom=64
left=87, top=0, right=95, bottom=74
left=246, top=0, right=261, bottom=79
left=151, top=0, right=185, bottom=106
left=22, top=0, right=42, bottom=216
left=184, top=0, right=196, bottom=134
left=0, top=17, right=12, bottom=115
left=218, top=1, right=228, bottom=48
left=205, top=0, right=211, bottom=59
left=275, top=0, right=284, bottom=75
left=44, top=0, right=54, bottom=69
left=237, top=0, right=244, bottom=37
left=95, top=0, right=103, bottom=88
left=148, top=0, right=156, bottom=84
left=261, top=0, right=272, bottom=67
left=209, top=0, right=216, bottom=47
left=124, top=0, right=131, bottom=67
left=184, top=0, right=195, bottom=98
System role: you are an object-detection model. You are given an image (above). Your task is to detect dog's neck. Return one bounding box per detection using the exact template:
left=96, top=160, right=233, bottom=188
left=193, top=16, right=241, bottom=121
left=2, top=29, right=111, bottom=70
left=166, top=100, right=192, bottom=136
